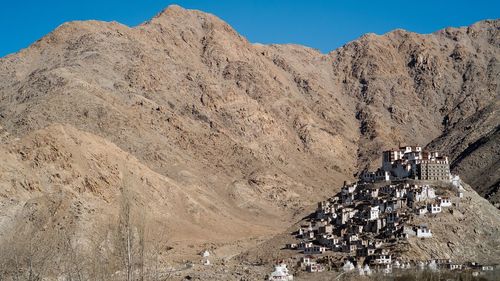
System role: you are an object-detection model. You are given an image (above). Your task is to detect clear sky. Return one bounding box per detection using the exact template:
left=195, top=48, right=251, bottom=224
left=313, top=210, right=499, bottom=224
left=1, top=0, right=499, bottom=57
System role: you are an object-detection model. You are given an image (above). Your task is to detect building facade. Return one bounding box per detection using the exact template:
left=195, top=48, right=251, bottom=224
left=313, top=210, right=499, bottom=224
left=361, top=146, right=451, bottom=182
left=417, top=160, right=450, bottom=181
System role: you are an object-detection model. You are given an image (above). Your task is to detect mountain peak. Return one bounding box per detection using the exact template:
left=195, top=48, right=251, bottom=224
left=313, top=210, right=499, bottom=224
left=0, top=8, right=499, bottom=280
left=153, top=4, right=189, bottom=19
left=145, top=4, right=222, bottom=27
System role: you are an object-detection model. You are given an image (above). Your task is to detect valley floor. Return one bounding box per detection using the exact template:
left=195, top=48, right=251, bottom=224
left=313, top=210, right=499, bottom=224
left=150, top=263, right=500, bottom=281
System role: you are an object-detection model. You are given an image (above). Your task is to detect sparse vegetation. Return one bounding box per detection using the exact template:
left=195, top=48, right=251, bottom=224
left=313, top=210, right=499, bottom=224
left=0, top=183, right=173, bottom=281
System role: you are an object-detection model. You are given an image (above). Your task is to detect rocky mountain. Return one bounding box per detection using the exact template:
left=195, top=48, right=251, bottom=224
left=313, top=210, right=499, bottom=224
left=0, top=5, right=498, bottom=279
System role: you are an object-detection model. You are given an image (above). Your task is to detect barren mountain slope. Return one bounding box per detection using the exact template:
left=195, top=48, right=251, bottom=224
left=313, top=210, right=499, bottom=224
left=0, top=124, right=282, bottom=239
left=0, top=124, right=289, bottom=276
left=0, top=6, right=358, bottom=212
left=252, top=20, right=500, bottom=202
left=0, top=4, right=499, bottom=270
left=427, top=103, right=500, bottom=206
left=328, top=21, right=499, bottom=176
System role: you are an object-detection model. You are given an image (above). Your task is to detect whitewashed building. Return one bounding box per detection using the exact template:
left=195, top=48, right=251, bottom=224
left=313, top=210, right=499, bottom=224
left=415, top=225, right=432, bottom=238
left=368, top=206, right=380, bottom=221
left=439, top=197, right=452, bottom=207
left=362, top=146, right=451, bottom=182
left=428, top=203, right=442, bottom=214
left=417, top=206, right=428, bottom=215
left=372, top=254, right=392, bottom=265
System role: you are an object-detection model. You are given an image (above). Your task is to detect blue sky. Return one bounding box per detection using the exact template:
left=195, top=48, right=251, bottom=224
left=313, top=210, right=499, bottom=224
left=1, top=0, right=498, bottom=57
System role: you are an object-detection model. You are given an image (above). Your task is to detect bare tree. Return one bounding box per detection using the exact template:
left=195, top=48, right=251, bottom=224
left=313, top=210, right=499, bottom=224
left=0, top=177, right=173, bottom=281
left=115, top=173, right=149, bottom=281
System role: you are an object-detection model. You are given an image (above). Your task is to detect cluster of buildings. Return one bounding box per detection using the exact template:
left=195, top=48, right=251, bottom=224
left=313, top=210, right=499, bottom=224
left=362, top=146, right=451, bottom=182
left=294, top=257, right=496, bottom=275
left=277, top=147, right=497, bottom=276
left=286, top=180, right=459, bottom=271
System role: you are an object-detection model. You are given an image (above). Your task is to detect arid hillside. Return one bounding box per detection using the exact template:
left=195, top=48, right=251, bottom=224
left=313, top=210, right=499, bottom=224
left=0, top=4, right=498, bottom=279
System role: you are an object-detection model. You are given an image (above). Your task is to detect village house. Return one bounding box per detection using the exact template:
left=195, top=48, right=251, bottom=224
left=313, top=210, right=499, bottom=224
left=415, top=225, right=432, bottom=238
left=480, top=265, right=495, bottom=271
left=439, top=196, right=452, bottom=207
left=337, top=208, right=357, bottom=225
left=318, top=234, right=340, bottom=247
left=365, top=217, right=385, bottom=233
left=402, top=225, right=416, bottom=237
left=366, top=206, right=380, bottom=221
left=306, top=263, right=325, bottom=273
left=342, top=242, right=358, bottom=254
left=268, top=263, right=293, bottom=281
left=447, top=263, right=463, bottom=270
left=298, top=242, right=313, bottom=250
left=428, top=202, right=442, bottom=214
left=304, top=245, right=327, bottom=255
left=380, top=185, right=394, bottom=195
left=361, top=169, right=390, bottom=182
left=393, top=185, right=408, bottom=198
left=297, top=230, right=314, bottom=240
left=417, top=206, right=428, bottom=216
left=345, top=233, right=359, bottom=243
left=407, top=185, right=436, bottom=202
left=435, top=259, right=451, bottom=266
left=300, top=256, right=314, bottom=267
left=316, top=220, right=328, bottom=228
left=466, top=262, right=496, bottom=271
left=370, top=254, right=392, bottom=265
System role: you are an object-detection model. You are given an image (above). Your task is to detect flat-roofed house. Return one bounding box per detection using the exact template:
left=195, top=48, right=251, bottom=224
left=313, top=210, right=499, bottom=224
left=439, top=197, right=452, bottom=207
left=428, top=203, right=442, bottom=214
left=367, top=206, right=380, bottom=221
left=415, top=225, right=432, bottom=238
left=304, top=246, right=327, bottom=255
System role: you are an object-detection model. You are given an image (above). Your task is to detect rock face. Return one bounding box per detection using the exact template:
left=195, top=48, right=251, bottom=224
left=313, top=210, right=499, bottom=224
left=427, top=107, right=500, bottom=206
left=0, top=4, right=498, bottom=276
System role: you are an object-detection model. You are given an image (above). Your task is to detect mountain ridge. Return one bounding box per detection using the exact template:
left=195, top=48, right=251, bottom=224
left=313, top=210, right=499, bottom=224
left=0, top=5, right=498, bottom=279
